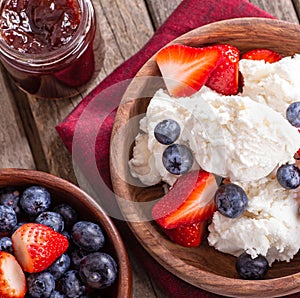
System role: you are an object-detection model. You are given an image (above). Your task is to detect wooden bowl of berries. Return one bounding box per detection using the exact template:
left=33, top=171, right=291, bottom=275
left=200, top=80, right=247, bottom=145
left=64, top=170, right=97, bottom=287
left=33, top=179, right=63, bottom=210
left=110, top=17, right=300, bottom=297
left=0, top=168, right=131, bottom=298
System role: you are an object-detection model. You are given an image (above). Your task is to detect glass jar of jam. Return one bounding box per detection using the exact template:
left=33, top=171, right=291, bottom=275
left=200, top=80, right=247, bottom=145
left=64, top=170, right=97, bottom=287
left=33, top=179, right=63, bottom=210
left=0, top=0, right=101, bottom=99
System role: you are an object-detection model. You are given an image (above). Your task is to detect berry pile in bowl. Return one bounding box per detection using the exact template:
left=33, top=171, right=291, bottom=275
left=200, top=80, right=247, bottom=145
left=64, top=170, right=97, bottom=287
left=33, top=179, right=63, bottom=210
left=0, top=168, right=131, bottom=298
left=110, top=18, right=300, bottom=297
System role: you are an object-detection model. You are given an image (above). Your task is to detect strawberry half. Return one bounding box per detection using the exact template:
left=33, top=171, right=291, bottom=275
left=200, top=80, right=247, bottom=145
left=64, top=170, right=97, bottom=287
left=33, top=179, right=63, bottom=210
left=206, top=44, right=240, bottom=95
left=156, top=44, right=222, bottom=97
left=12, top=223, right=69, bottom=273
left=152, top=170, right=218, bottom=229
left=241, top=48, right=282, bottom=63
left=162, top=221, right=207, bottom=247
left=0, top=251, right=26, bottom=298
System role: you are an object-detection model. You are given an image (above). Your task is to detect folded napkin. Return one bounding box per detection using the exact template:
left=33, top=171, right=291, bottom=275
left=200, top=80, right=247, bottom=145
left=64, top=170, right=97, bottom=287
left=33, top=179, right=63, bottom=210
left=56, top=0, right=296, bottom=297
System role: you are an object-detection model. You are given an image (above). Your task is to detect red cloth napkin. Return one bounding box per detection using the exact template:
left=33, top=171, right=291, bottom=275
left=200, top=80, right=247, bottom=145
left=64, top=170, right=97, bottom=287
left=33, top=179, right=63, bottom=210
left=56, top=0, right=298, bottom=297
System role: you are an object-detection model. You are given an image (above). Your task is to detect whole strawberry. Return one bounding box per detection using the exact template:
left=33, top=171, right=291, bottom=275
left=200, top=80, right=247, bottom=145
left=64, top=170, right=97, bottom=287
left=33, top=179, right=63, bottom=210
left=12, top=223, right=69, bottom=273
left=0, top=251, right=26, bottom=298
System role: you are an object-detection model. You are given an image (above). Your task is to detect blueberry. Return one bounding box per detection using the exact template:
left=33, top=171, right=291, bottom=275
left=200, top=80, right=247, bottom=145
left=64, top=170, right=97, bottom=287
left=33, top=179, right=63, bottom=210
left=0, top=205, right=17, bottom=232
left=71, top=248, right=90, bottom=268
left=215, top=183, right=248, bottom=218
left=0, top=236, right=13, bottom=254
left=53, top=204, right=78, bottom=230
left=20, top=186, right=51, bottom=216
left=35, top=211, right=64, bottom=232
left=276, top=164, right=300, bottom=189
left=162, top=144, right=193, bottom=175
left=286, top=102, right=300, bottom=127
left=61, top=230, right=71, bottom=241
left=71, top=221, right=105, bottom=252
left=47, top=253, right=71, bottom=280
left=59, top=270, right=86, bottom=298
left=27, top=271, right=56, bottom=298
left=0, top=187, right=21, bottom=214
left=49, top=291, right=65, bottom=298
left=79, top=252, right=118, bottom=289
left=236, top=252, right=269, bottom=279
left=154, top=119, right=181, bottom=145
left=10, top=222, right=26, bottom=235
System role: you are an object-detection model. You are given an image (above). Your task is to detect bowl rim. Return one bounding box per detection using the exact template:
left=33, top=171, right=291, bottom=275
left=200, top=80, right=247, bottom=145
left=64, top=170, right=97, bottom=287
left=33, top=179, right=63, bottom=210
left=110, top=17, right=300, bottom=297
left=0, top=168, right=132, bottom=298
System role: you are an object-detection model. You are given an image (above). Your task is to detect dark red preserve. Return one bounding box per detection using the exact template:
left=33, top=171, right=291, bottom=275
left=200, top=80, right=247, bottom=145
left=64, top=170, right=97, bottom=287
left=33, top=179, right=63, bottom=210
left=1, top=0, right=81, bottom=54
left=0, top=0, right=99, bottom=99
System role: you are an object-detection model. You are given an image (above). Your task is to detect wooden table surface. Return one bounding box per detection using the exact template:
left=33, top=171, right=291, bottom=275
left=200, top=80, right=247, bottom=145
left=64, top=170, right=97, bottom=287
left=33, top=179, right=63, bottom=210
left=1, top=0, right=300, bottom=297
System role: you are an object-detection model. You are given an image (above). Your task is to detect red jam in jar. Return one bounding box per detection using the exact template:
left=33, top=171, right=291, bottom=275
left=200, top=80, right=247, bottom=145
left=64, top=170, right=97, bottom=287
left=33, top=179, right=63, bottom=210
left=0, top=0, right=100, bottom=99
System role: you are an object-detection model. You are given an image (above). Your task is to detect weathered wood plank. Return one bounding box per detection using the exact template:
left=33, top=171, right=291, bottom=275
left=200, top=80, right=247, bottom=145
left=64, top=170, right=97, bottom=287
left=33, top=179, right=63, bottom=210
left=145, top=0, right=181, bottom=28
left=3, top=1, right=299, bottom=298
left=292, top=0, right=300, bottom=18
left=249, top=0, right=299, bottom=23
left=147, top=0, right=300, bottom=27
left=0, top=66, right=35, bottom=169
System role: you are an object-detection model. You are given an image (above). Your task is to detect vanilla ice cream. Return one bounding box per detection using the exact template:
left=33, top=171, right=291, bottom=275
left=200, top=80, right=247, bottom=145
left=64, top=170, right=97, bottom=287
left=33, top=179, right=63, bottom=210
left=208, top=175, right=300, bottom=265
left=129, top=87, right=300, bottom=184
left=240, top=54, right=300, bottom=115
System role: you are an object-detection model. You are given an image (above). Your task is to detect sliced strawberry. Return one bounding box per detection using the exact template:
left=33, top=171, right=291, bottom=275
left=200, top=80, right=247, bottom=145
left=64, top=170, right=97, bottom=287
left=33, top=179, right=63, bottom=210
left=155, top=44, right=222, bottom=97
left=12, top=223, right=69, bottom=273
left=0, top=251, right=26, bottom=298
left=241, top=48, right=282, bottom=63
left=206, top=44, right=240, bottom=95
left=152, top=170, right=218, bottom=229
left=162, top=221, right=207, bottom=247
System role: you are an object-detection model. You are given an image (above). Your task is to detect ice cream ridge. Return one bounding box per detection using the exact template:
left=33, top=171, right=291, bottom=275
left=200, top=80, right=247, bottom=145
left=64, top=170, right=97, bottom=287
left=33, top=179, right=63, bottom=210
left=128, top=44, right=300, bottom=279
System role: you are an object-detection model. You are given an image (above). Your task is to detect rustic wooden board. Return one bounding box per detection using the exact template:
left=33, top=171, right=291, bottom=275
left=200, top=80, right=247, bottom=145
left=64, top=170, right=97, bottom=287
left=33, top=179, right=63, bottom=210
left=250, top=0, right=299, bottom=23
left=1, top=0, right=299, bottom=297
left=0, top=66, right=35, bottom=169
left=145, top=0, right=181, bottom=28
left=292, top=0, right=300, bottom=16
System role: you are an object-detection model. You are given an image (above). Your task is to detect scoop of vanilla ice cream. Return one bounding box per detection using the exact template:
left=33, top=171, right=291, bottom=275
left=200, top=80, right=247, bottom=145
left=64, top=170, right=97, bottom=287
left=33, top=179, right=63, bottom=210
left=208, top=176, right=300, bottom=265
left=128, top=133, right=162, bottom=186
left=129, top=89, right=199, bottom=186
left=129, top=87, right=300, bottom=184
left=190, top=87, right=300, bottom=181
left=240, top=54, right=300, bottom=115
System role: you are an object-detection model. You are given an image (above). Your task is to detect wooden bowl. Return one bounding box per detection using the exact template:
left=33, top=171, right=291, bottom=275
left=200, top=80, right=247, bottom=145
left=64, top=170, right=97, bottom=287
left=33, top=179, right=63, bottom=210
left=0, top=168, right=131, bottom=298
left=110, top=18, right=300, bottom=297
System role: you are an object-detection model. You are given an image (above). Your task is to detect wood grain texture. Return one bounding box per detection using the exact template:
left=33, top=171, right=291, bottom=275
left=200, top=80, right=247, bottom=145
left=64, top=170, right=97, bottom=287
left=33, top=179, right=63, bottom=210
left=0, top=66, right=35, bottom=169
left=292, top=0, right=300, bottom=17
left=110, top=18, right=300, bottom=297
left=1, top=0, right=299, bottom=297
left=145, top=0, right=182, bottom=28
left=250, top=0, right=299, bottom=23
